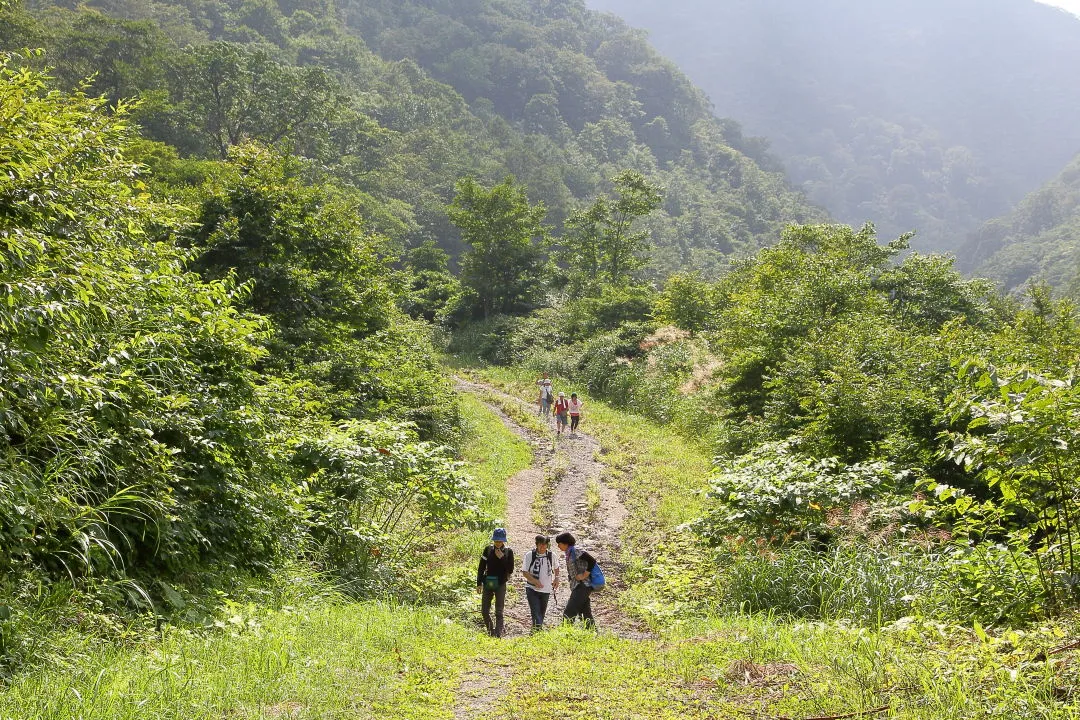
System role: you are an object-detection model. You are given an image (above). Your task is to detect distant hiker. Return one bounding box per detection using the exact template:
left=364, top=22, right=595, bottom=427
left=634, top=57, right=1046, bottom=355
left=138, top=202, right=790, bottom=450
left=555, top=531, right=597, bottom=629
left=553, top=391, right=570, bottom=435
left=521, top=534, right=560, bottom=632
left=536, top=373, right=554, bottom=417
left=569, top=393, right=583, bottom=436
left=476, top=528, right=515, bottom=637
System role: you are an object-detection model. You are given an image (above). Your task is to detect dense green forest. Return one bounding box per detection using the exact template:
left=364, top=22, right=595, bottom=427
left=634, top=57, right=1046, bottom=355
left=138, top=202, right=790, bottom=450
left=4, top=0, right=1080, bottom=714
left=7, top=0, right=820, bottom=277
left=962, top=153, right=1080, bottom=296
left=588, top=0, right=1080, bottom=256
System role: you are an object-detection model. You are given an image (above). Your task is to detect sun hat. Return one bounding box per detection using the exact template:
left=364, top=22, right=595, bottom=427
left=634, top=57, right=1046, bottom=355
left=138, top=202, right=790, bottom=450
left=558, top=391, right=565, bottom=396
left=492, top=528, right=507, bottom=542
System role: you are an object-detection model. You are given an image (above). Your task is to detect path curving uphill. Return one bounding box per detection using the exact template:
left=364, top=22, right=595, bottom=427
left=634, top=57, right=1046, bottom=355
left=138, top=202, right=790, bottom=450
left=454, top=377, right=646, bottom=639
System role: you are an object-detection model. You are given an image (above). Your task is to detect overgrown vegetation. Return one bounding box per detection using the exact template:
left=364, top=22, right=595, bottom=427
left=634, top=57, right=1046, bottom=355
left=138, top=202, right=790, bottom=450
left=456, top=219, right=1080, bottom=627
left=0, top=47, right=480, bottom=673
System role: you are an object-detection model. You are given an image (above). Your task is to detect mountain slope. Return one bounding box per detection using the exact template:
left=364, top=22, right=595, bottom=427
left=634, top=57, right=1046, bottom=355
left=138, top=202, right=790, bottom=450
left=963, top=153, right=1080, bottom=295
left=8, top=0, right=823, bottom=275
left=587, top=0, right=1080, bottom=254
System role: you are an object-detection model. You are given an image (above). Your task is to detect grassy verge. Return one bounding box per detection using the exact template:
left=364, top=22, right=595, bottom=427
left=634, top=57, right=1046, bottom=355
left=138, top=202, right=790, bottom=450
left=4, top=596, right=1078, bottom=720
left=422, top=391, right=532, bottom=609
left=495, top=617, right=1080, bottom=720
left=0, top=601, right=481, bottom=720
left=458, top=391, right=532, bottom=524
left=5, top=601, right=1077, bottom=720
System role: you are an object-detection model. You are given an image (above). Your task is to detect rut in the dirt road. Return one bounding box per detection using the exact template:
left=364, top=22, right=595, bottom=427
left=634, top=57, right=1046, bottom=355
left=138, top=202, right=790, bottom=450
left=454, top=377, right=647, bottom=640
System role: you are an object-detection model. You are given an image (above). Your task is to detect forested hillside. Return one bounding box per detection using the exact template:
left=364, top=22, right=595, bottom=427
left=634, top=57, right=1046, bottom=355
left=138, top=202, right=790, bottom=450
left=6, top=0, right=1080, bottom=715
left=962, top=153, right=1080, bottom=295
left=8, top=0, right=820, bottom=275
left=0, top=0, right=818, bottom=674
left=588, top=0, right=1080, bottom=254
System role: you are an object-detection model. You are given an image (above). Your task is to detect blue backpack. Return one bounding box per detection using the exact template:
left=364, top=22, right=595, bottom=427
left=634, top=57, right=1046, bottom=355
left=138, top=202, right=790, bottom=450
left=571, top=547, right=606, bottom=591
left=588, top=562, right=606, bottom=591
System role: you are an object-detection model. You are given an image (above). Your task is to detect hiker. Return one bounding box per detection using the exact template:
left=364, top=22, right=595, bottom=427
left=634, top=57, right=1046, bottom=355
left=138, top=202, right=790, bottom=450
left=555, top=531, right=597, bottom=629
left=569, top=393, right=583, bottom=436
left=476, top=528, right=515, bottom=637
left=536, top=373, right=553, bottom=417
left=521, top=534, right=560, bottom=632
left=553, top=391, right=570, bottom=435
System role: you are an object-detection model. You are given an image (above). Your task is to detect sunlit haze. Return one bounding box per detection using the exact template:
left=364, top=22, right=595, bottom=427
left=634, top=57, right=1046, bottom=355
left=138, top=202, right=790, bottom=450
left=1038, top=0, right=1080, bottom=16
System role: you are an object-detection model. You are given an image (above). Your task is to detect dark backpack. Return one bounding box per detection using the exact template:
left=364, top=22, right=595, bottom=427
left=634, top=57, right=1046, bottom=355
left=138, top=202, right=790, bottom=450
left=528, top=549, right=553, bottom=577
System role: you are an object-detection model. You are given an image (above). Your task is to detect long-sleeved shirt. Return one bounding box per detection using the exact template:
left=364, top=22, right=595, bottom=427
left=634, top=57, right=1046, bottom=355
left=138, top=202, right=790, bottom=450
left=564, top=546, right=596, bottom=590
left=476, top=545, right=515, bottom=587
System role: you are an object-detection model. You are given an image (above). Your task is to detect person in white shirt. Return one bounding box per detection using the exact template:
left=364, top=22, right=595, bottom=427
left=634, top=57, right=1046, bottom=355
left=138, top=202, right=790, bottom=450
left=521, top=534, right=560, bottom=631
left=536, top=373, right=553, bottom=417
left=569, top=393, right=583, bottom=436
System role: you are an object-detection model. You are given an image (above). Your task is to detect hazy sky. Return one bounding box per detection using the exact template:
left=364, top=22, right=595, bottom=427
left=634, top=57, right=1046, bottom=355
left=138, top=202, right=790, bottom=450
left=1038, top=0, right=1080, bottom=16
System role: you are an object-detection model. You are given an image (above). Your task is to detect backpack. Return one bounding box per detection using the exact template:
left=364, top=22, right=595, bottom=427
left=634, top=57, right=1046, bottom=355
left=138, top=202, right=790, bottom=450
left=588, top=562, right=605, bottom=591
left=570, top=547, right=605, bottom=591
left=528, top=549, right=553, bottom=578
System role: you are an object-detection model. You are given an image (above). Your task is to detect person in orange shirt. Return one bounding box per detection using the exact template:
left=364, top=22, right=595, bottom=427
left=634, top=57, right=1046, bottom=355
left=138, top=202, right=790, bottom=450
left=553, top=391, right=570, bottom=436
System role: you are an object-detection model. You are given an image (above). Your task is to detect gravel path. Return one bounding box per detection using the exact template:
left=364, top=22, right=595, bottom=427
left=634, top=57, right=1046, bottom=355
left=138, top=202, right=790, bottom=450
left=454, top=377, right=646, bottom=639
left=451, top=376, right=652, bottom=720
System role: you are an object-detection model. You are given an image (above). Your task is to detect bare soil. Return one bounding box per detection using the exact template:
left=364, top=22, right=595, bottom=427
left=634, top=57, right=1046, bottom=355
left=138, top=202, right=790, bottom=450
left=451, top=377, right=653, bottom=720
left=454, top=377, right=647, bottom=639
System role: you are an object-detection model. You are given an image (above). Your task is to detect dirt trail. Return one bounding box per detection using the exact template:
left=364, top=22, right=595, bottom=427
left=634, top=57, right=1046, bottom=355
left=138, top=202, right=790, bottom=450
left=454, top=377, right=644, bottom=638
left=451, top=376, right=651, bottom=720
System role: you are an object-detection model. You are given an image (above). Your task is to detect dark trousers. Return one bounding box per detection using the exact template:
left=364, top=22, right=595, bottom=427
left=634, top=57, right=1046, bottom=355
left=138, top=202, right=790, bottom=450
left=525, top=587, right=551, bottom=629
left=570, top=415, right=580, bottom=431
left=562, top=584, right=594, bottom=627
left=481, top=584, right=506, bottom=637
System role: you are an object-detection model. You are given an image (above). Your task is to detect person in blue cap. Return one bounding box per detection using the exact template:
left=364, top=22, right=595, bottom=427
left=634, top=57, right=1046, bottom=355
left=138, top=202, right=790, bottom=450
left=476, top=527, right=515, bottom=637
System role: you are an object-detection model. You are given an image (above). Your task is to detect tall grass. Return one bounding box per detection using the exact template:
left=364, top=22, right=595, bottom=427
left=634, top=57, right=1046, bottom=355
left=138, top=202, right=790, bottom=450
left=718, top=543, right=932, bottom=625
left=0, top=601, right=478, bottom=720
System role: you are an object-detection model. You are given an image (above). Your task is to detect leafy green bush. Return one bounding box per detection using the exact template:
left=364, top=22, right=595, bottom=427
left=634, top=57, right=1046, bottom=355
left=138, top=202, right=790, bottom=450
left=697, top=440, right=906, bottom=542
left=0, top=54, right=286, bottom=580
left=931, top=542, right=1049, bottom=623
left=291, top=421, right=477, bottom=596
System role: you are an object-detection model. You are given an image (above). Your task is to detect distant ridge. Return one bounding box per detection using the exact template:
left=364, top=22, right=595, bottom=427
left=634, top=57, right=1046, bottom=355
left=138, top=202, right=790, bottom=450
left=587, top=0, right=1080, bottom=254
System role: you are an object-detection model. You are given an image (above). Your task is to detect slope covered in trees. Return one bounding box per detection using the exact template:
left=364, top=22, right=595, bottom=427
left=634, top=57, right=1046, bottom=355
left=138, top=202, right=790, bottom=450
left=962, top=153, right=1080, bottom=295
left=588, top=0, right=1080, bottom=254
left=8, top=0, right=821, bottom=275
left=0, top=0, right=820, bottom=673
